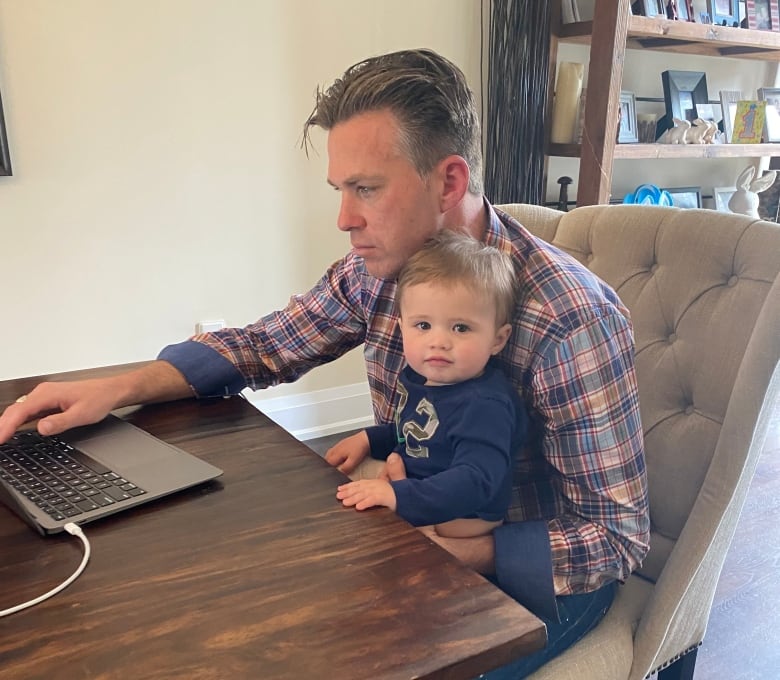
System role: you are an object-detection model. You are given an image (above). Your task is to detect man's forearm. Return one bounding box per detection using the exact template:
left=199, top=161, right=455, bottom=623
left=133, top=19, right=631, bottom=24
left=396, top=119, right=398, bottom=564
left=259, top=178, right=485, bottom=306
left=112, top=360, right=194, bottom=408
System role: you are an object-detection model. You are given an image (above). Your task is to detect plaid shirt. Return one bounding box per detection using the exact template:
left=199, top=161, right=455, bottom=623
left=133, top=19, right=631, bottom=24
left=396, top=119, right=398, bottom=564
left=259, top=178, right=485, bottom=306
left=163, top=202, right=649, bottom=615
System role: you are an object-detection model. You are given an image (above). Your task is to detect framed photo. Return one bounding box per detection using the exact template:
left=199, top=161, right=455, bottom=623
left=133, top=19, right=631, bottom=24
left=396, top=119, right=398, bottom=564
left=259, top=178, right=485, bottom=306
left=746, top=0, right=780, bottom=30
left=731, top=100, right=766, bottom=142
left=709, top=0, right=739, bottom=24
left=758, top=87, right=780, bottom=141
left=692, top=0, right=713, bottom=20
left=0, top=87, right=11, bottom=177
left=618, top=91, right=639, bottom=143
left=720, top=89, right=743, bottom=143
left=663, top=186, right=703, bottom=208
left=757, top=170, right=780, bottom=221
left=713, top=186, right=737, bottom=212
left=662, top=70, right=709, bottom=123
left=631, top=0, right=665, bottom=16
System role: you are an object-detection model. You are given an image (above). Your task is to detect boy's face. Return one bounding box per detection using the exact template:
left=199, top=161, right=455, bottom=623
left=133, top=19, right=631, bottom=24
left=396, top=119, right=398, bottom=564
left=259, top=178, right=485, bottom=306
left=327, top=109, right=444, bottom=279
left=398, top=282, right=511, bottom=386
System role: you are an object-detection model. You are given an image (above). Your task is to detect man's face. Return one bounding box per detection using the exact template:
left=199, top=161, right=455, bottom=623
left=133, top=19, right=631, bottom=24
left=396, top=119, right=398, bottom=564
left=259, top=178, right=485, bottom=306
left=327, top=110, right=443, bottom=279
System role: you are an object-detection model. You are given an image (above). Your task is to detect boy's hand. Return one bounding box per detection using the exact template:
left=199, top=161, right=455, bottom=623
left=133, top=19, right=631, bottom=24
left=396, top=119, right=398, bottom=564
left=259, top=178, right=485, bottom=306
left=324, top=430, right=370, bottom=474
left=336, top=479, right=397, bottom=512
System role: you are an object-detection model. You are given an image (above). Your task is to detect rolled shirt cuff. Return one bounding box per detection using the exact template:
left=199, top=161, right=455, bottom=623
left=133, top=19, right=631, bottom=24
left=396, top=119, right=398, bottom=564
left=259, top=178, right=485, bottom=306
left=157, top=340, right=247, bottom=397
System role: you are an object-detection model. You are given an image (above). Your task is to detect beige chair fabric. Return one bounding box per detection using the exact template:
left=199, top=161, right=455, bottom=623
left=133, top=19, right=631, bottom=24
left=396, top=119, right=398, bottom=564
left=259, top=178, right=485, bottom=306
left=495, top=204, right=780, bottom=680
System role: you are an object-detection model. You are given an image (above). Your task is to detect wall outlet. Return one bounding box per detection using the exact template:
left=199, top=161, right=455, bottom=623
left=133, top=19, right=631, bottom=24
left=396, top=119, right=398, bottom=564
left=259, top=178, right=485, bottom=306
left=195, top=319, right=225, bottom=334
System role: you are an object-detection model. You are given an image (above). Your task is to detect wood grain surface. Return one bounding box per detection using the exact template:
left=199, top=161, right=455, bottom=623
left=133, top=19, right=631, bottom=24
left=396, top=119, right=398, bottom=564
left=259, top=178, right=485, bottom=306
left=0, top=365, right=545, bottom=679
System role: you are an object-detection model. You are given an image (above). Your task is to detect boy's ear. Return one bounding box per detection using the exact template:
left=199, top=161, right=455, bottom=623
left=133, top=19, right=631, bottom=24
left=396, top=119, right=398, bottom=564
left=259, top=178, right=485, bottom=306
left=491, top=324, right=512, bottom=355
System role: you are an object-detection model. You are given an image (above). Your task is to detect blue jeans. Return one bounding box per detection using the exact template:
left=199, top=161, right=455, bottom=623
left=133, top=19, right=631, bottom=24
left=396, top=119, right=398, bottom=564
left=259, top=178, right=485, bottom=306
left=477, top=580, right=618, bottom=679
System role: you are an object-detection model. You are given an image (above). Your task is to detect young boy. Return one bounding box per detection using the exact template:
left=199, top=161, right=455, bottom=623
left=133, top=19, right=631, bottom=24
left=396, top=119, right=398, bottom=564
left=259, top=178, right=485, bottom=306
left=332, top=230, right=528, bottom=538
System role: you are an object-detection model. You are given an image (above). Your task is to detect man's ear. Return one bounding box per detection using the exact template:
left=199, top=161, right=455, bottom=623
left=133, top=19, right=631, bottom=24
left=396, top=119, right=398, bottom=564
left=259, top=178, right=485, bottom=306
left=491, top=324, right=512, bottom=355
left=436, top=155, right=470, bottom=212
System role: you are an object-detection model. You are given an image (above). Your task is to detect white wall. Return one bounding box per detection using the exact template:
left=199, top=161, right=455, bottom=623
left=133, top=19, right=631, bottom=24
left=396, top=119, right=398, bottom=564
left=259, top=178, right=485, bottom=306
left=547, top=42, right=774, bottom=205
left=0, top=0, right=483, bottom=413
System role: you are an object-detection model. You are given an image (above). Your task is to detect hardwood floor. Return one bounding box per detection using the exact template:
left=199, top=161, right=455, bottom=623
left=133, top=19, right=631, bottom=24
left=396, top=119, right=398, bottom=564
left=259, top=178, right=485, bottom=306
left=306, top=408, right=780, bottom=678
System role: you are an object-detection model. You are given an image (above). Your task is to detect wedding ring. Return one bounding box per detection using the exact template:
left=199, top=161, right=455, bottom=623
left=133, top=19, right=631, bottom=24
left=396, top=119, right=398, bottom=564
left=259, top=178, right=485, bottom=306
left=15, top=395, right=27, bottom=403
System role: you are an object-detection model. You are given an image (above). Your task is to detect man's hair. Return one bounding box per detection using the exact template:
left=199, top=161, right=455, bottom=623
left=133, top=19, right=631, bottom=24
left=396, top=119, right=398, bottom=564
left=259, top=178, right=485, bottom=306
left=396, top=230, right=517, bottom=326
left=303, top=48, right=483, bottom=195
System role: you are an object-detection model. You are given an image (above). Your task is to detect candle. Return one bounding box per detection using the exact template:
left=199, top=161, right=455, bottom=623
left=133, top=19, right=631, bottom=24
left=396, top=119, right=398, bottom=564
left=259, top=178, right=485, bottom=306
left=551, top=62, right=584, bottom=144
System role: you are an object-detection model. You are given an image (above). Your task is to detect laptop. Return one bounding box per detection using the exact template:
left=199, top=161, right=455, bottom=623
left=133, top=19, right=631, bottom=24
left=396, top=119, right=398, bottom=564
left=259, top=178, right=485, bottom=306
left=0, top=414, right=223, bottom=535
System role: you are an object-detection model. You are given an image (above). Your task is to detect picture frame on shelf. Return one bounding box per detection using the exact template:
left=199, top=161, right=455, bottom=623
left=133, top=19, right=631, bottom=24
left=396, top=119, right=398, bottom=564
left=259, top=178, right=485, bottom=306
left=663, top=186, right=703, bottom=208
left=731, top=100, right=767, bottom=142
left=692, top=0, right=713, bottom=20
left=0, top=87, right=11, bottom=177
left=709, top=0, right=739, bottom=24
left=632, top=0, right=665, bottom=16
left=757, top=170, right=780, bottom=221
left=618, top=91, right=639, bottom=143
left=662, top=70, right=709, bottom=127
left=746, top=0, right=779, bottom=30
left=713, top=186, right=737, bottom=212
left=719, top=90, right=743, bottom=143
left=758, top=87, right=780, bottom=141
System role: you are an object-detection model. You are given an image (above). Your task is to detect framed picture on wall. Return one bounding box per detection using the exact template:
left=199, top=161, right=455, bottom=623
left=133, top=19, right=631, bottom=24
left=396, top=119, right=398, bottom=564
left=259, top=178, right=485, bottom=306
left=618, top=91, right=639, bottom=143
left=0, top=87, right=11, bottom=177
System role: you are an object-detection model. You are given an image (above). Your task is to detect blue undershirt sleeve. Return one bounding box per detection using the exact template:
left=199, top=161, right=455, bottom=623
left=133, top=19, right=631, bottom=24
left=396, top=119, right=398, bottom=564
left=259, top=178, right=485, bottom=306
left=157, top=340, right=247, bottom=397
left=493, top=519, right=559, bottom=622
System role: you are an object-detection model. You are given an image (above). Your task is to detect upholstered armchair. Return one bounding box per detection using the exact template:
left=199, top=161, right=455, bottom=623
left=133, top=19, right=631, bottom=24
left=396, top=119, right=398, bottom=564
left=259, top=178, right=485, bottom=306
left=496, top=203, right=780, bottom=680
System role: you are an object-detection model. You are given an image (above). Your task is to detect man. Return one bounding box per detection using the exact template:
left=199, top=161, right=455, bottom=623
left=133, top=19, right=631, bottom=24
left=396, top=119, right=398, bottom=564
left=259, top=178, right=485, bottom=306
left=0, top=49, right=648, bottom=677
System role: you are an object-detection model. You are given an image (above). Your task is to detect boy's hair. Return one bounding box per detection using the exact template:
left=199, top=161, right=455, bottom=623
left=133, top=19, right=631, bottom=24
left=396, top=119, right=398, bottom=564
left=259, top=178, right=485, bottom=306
left=396, top=230, right=518, bottom=326
left=302, top=48, right=483, bottom=195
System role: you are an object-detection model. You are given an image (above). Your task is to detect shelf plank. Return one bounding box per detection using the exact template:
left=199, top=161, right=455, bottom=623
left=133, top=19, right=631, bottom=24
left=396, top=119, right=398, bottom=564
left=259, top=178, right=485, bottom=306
left=548, top=142, right=780, bottom=159
left=558, top=14, right=780, bottom=61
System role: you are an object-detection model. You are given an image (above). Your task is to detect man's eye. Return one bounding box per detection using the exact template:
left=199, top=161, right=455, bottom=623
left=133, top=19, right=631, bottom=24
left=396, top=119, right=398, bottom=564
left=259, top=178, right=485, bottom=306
left=415, top=321, right=431, bottom=330
left=357, top=185, right=375, bottom=197
left=453, top=324, right=470, bottom=333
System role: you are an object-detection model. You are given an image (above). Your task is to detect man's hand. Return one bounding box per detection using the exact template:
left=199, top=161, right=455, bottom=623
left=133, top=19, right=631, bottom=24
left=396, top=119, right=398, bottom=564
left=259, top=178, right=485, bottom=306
left=324, top=430, right=370, bottom=474
left=0, top=361, right=191, bottom=444
left=336, top=478, right=397, bottom=512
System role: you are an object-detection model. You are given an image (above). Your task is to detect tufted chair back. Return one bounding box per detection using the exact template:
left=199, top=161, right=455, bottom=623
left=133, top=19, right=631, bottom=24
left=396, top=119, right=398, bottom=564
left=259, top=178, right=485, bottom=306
left=497, top=203, right=780, bottom=680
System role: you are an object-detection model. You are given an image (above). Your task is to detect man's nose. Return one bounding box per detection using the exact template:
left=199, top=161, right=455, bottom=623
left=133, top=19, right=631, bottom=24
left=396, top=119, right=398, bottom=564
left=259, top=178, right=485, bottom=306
left=337, top=194, right=365, bottom=232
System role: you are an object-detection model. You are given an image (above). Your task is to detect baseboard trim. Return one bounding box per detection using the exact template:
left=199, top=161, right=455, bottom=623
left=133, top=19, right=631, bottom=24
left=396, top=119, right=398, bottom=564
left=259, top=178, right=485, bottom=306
left=243, top=382, right=374, bottom=441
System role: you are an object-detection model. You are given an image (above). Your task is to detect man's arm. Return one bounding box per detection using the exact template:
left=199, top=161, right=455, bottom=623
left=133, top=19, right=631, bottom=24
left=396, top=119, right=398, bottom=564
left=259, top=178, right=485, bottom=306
left=0, top=360, right=190, bottom=443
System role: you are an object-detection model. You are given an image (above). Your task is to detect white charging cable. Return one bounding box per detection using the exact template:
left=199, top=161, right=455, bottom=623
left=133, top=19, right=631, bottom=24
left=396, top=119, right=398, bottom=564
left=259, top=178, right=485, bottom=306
left=0, top=522, right=91, bottom=617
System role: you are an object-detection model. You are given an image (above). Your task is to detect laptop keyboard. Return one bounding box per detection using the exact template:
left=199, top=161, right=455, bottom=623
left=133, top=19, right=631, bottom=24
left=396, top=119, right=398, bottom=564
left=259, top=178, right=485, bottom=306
left=0, top=430, right=146, bottom=522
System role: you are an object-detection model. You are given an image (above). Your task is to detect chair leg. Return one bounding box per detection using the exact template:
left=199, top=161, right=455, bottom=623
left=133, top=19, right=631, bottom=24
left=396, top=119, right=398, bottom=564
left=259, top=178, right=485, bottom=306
left=658, top=647, right=698, bottom=680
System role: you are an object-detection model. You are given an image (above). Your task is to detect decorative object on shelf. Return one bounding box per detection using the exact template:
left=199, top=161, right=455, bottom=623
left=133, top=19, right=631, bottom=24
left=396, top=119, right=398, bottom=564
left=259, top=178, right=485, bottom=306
left=575, top=87, right=587, bottom=143
left=687, top=118, right=718, bottom=143
left=657, top=117, right=692, bottom=143
left=618, top=91, right=639, bottom=143
left=709, top=0, right=740, bottom=25
left=727, top=165, right=778, bottom=216
left=561, top=0, right=580, bottom=24
left=746, top=0, right=779, bottom=29
left=0, top=86, right=11, bottom=177
left=731, top=100, right=767, bottom=142
left=719, top=89, right=743, bottom=142
left=757, top=86, right=780, bottom=141
left=637, top=113, right=658, bottom=143
left=551, top=61, right=585, bottom=144
left=622, top=183, right=674, bottom=205
left=662, top=186, right=703, bottom=207
left=713, top=185, right=737, bottom=211
left=556, top=176, right=573, bottom=211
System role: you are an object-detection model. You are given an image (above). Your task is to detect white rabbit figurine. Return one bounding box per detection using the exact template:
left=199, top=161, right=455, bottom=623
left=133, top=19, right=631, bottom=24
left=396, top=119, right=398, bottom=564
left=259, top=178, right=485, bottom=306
left=727, top=166, right=777, bottom=218
left=657, top=117, right=691, bottom=144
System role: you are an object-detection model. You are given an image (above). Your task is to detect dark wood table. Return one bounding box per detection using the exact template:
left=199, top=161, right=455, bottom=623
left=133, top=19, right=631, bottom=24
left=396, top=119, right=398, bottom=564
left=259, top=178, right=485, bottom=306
left=0, top=365, right=545, bottom=679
